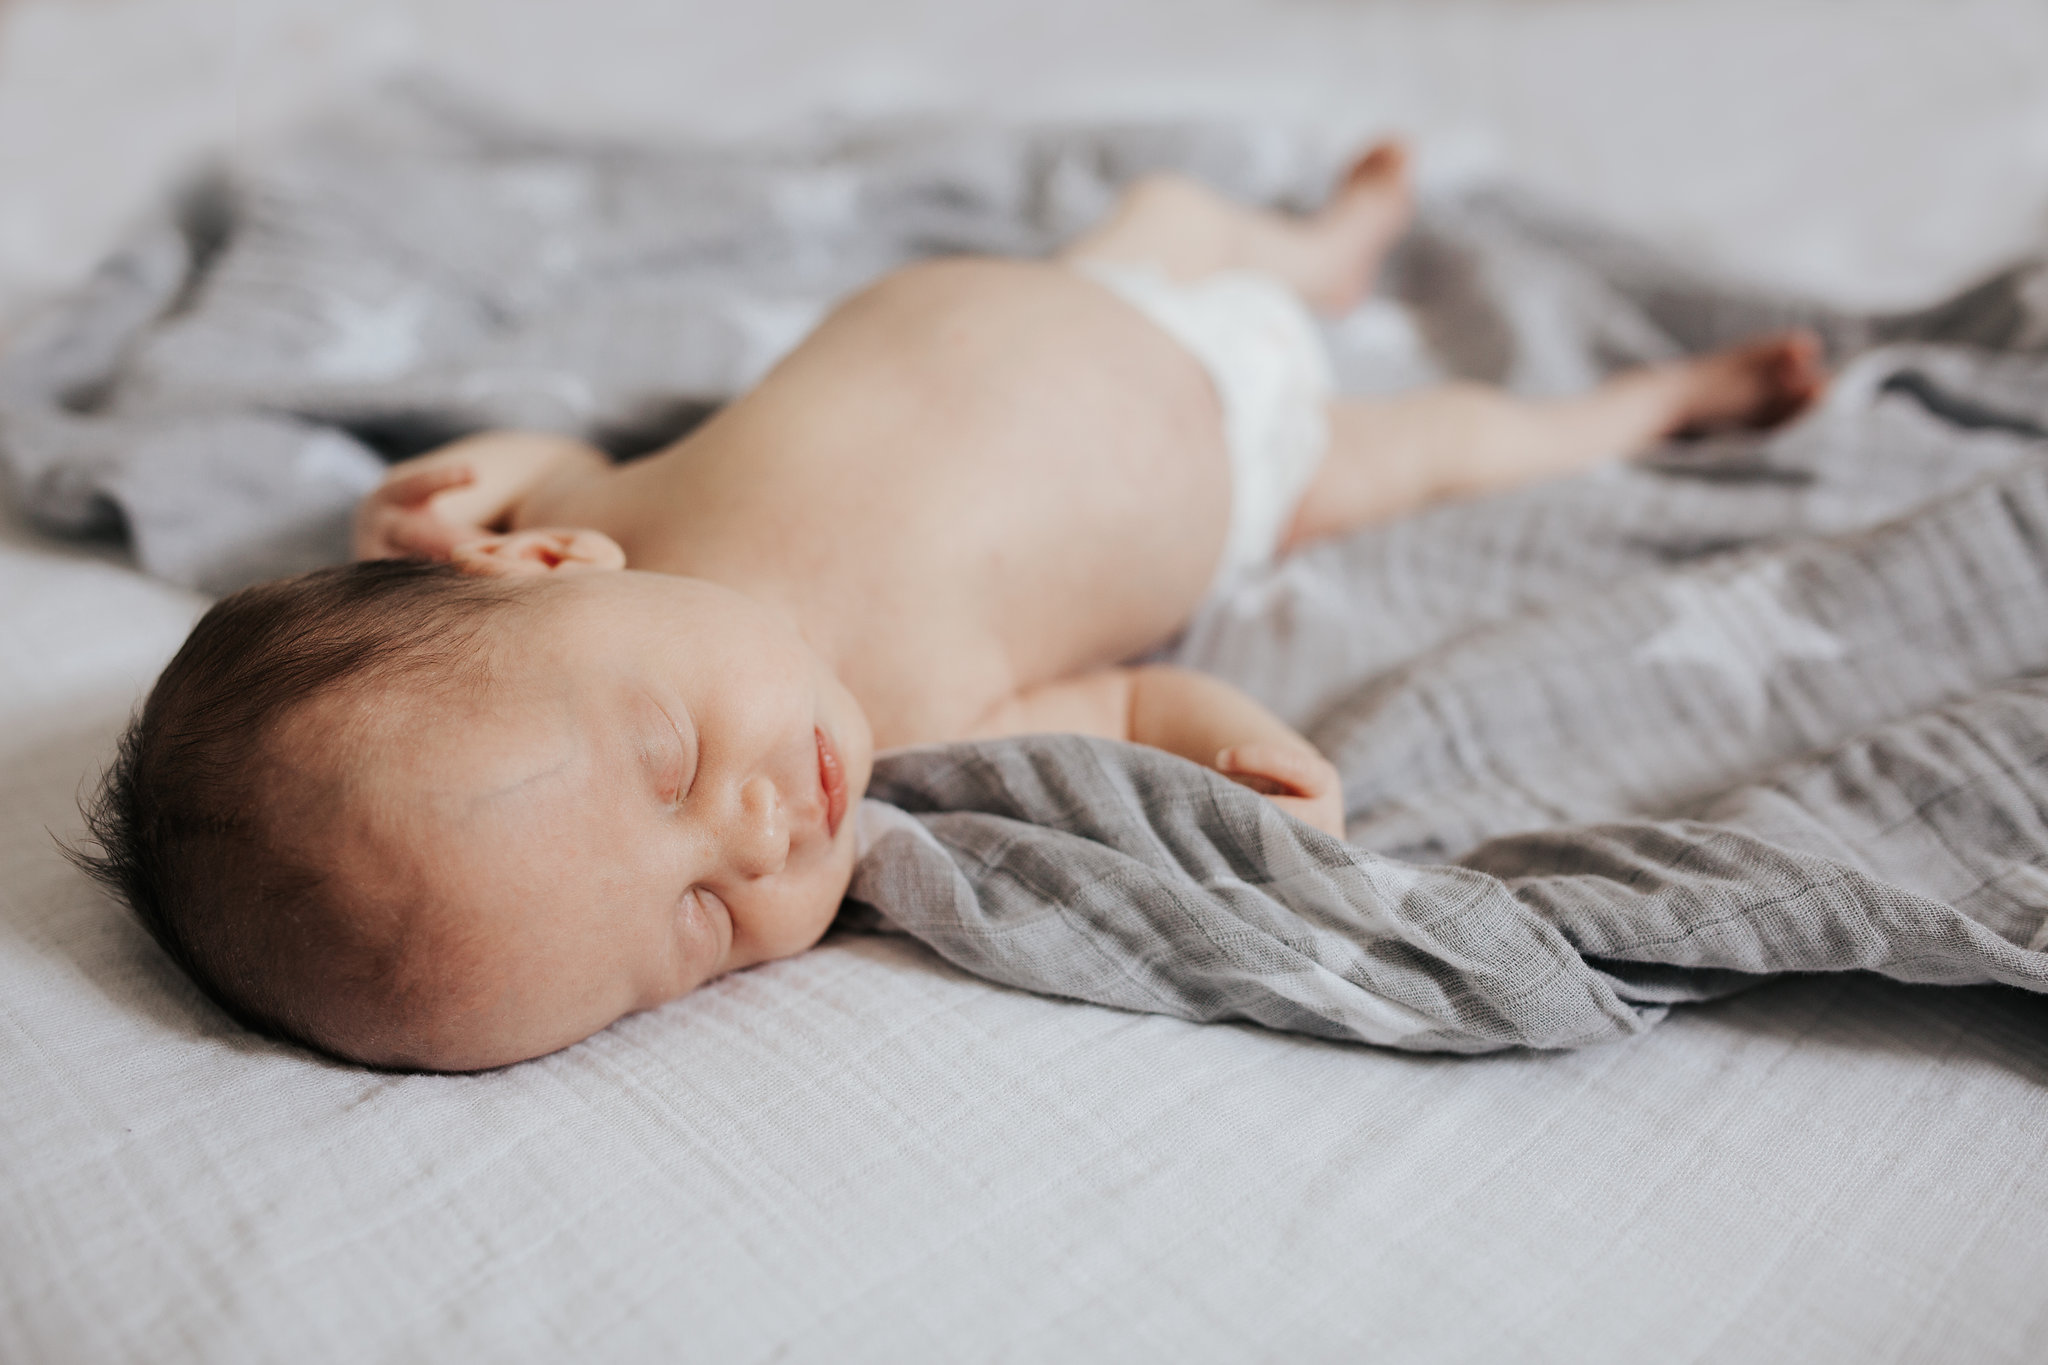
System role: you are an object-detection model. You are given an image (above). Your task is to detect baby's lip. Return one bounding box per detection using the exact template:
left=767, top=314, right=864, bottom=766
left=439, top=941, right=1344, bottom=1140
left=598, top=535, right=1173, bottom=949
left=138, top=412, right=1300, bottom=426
left=816, top=725, right=849, bottom=838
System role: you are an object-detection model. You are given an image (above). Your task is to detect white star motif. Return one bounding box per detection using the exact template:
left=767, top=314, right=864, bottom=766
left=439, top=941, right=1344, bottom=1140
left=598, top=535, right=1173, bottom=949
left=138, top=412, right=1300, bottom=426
left=730, top=296, right=830, bottom=386
left=1636, top=560, right=1845, bottom=731
left=314, top=293, right=425, bottom=381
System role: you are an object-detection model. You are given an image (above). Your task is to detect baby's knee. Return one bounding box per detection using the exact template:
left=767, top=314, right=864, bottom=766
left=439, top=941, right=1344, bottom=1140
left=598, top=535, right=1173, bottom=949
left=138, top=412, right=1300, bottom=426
left=1430, top=384, right=1534, bottom=494
left=1436, top=382, right=1521, bottom=438
left=1116, top=173, right=1228, bottom=226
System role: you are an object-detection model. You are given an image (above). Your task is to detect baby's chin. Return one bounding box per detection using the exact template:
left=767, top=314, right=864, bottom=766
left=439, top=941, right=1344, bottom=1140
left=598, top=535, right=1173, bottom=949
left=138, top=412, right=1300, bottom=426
left=732, top=851, right=864, bottom=975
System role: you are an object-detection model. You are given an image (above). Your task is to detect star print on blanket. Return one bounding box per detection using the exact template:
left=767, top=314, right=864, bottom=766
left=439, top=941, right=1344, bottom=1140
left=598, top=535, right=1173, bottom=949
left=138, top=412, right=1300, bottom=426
left=857, top=449, right=2048, bottom=1050
left=857, top=209, right=2048, bottom=1050
left=1636, top=562, right=1846, bottom=732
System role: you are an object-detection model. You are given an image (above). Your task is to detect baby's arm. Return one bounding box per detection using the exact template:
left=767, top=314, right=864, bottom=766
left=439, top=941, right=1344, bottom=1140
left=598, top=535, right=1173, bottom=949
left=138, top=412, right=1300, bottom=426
left=971, top=666, right=1345, bottom=837
left=352, top=431, right=609, bottom=560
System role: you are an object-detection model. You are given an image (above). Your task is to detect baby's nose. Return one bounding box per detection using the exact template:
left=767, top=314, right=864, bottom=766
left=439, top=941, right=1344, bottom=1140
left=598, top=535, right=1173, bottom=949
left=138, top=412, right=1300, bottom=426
left=727, top=775, right=790, bottom=879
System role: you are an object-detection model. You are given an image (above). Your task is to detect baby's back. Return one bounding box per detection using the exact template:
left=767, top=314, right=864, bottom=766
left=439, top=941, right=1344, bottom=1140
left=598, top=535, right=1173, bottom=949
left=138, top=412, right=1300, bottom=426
left=602, top=258, right=1234, bottom=743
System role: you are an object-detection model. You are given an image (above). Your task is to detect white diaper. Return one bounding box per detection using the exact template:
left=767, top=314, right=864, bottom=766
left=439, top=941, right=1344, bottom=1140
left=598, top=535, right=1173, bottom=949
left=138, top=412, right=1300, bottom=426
left=1073, top=258, right=1333, bottom=591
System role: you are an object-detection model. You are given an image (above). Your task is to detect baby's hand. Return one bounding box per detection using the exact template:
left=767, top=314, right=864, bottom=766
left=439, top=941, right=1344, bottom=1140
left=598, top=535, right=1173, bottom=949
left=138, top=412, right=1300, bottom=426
left=352, top=432, right=613, bottom=562
left=352, top=463, right=490, bottom=561
left=1215, top=742, right=1346, bottom=839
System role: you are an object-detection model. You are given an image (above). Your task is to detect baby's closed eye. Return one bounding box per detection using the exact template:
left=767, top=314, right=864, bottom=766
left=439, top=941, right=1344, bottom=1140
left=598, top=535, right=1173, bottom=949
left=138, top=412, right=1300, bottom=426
left=641, top=698, right=698, bottom=804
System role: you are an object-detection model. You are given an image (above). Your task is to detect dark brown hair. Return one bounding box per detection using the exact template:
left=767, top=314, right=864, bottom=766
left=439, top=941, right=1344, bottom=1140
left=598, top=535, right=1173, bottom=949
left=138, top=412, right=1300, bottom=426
left=70, top=558, right=519, bottom=1053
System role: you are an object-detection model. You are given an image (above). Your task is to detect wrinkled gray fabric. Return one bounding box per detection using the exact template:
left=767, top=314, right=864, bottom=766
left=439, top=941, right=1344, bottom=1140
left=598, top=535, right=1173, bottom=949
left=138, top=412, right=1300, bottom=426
left=15, top=84, right=2048, bottom=1051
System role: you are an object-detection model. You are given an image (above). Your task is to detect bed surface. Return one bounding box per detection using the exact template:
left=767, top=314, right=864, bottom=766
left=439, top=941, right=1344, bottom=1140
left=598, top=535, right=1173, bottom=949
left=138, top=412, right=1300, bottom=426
left=8, top=2, right=2048, bottom=1360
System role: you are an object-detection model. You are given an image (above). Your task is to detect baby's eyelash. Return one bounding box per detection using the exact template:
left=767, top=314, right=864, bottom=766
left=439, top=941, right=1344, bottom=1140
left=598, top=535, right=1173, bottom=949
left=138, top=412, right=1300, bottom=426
left=644, top=741, right=685, bottom=803
left=654, top=703, right=697, bottom=803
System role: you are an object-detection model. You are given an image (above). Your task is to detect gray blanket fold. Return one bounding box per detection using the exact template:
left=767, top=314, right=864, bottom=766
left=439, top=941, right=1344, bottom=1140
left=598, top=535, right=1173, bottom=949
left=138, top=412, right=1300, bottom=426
left=854, top=663, right=2048, bottom=1053
left=14, top=85, right=2048, bottom=1051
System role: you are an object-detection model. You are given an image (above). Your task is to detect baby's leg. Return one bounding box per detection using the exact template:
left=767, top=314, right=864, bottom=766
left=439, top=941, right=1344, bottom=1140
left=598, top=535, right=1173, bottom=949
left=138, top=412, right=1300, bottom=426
left=1284, top=331, right=1829, bottom=546
left=1061, top=143, right=1413, bottom=316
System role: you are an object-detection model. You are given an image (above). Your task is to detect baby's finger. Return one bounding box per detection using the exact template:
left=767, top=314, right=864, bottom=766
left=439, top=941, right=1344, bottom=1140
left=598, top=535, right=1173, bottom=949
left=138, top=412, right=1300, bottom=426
left=1219, top=768, right=1289, bottom=797
left=362, top=507, right=471, bottom=561
left=1215, top=743, right=1334, bottom=799
left=376, top=463, right=476, bottom=508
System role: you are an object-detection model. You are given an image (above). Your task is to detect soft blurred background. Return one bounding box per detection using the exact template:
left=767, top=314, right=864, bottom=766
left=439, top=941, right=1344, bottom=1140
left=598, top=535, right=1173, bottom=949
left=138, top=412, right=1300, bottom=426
left=4, top=0, right=2048, bottom=341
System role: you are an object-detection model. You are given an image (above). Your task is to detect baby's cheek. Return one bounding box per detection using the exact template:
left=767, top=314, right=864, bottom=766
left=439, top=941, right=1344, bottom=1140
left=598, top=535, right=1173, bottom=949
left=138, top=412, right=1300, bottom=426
left=760, top=875, right=852, bottom=963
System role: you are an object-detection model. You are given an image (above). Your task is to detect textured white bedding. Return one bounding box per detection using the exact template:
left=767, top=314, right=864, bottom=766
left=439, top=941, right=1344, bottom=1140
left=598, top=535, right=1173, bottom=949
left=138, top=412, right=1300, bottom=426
left=9, top=2, right=2048, bottom=1360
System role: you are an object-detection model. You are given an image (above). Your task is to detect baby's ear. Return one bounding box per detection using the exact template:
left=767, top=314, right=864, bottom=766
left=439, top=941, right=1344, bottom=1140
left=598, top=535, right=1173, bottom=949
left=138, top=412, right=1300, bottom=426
left=451, top=528, right=627, bottom=577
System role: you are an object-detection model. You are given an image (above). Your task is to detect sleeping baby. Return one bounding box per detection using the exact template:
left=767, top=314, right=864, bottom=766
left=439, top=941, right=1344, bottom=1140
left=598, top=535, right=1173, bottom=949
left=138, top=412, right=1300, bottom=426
left=79, top=144, right=1827, bottom=1070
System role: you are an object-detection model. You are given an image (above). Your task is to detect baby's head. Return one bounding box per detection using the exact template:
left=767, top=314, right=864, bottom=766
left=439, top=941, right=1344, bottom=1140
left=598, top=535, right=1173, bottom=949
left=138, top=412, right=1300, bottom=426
left=77, top=551, right=873, bottom=1071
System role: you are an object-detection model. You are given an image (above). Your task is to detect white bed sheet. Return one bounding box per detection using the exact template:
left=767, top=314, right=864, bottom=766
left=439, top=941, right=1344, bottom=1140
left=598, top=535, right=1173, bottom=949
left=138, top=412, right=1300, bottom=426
left=10, top=466, right=2048, bottom=1364
left=9, top=1, right=2048, bottom=1360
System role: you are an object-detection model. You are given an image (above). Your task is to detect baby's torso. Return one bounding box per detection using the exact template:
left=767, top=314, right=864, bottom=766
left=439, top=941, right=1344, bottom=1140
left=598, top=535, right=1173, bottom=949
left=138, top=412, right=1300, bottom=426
left=588, top=258, right=1234, bottom=746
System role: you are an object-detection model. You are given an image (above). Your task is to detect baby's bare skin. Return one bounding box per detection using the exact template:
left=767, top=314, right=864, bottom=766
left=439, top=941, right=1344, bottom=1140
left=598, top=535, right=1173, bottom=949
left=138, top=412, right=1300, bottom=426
left=543, top=257, right=1235, bottom=747
left=338, top=146, right=1828, bottom=1068
left=363, top=147, right=1823, bottom=761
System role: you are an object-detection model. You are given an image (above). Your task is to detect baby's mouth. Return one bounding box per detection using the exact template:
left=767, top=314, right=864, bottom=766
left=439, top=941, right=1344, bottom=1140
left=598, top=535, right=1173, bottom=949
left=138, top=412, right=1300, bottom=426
left=815, top=726, right=849, bottom=837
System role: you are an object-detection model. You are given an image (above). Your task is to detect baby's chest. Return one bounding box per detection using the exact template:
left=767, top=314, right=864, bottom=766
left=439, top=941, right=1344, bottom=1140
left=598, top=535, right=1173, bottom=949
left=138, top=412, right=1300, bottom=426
left=780, top=257, right=1236, bottom=579
left=833, top=610, right=1021, bottom=750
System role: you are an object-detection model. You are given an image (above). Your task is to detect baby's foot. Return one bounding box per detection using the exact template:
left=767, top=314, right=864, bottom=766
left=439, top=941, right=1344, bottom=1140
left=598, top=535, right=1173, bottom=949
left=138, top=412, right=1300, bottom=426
left=1667, top=330, right=1829, bottom=437
left=1310, top=140, right=1415, bottom=315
